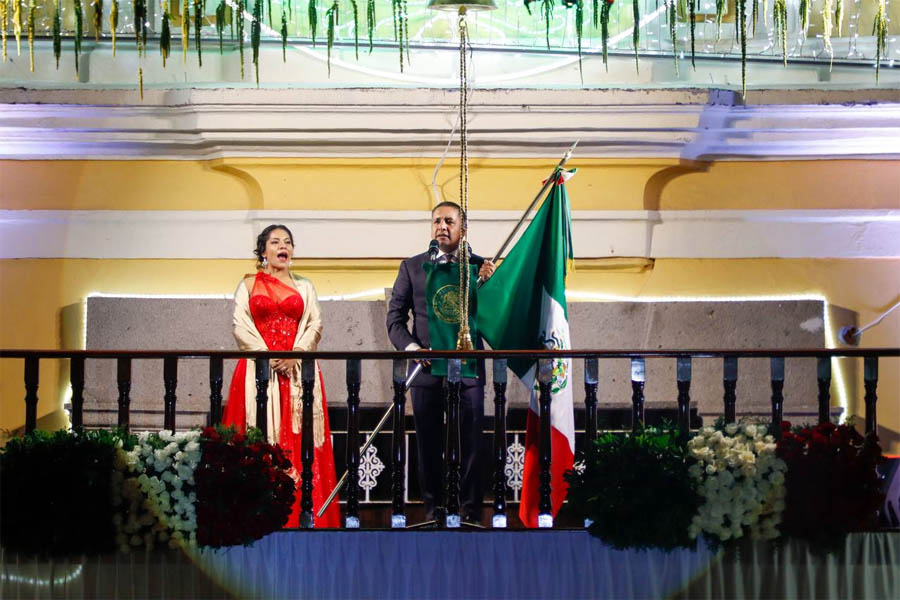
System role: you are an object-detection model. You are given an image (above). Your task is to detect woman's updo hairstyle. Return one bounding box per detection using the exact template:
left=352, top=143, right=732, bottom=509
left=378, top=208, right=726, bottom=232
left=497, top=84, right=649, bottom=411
left=254, top=224, right=295, bottom=266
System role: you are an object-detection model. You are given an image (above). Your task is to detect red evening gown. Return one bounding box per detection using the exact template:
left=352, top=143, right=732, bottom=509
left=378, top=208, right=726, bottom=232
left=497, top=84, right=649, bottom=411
left=222, top=272, right=341, bottom=528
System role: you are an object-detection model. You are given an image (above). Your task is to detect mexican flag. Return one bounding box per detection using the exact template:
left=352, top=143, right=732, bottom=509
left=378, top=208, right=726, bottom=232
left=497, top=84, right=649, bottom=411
left=476, top=169, right=575, bottom=528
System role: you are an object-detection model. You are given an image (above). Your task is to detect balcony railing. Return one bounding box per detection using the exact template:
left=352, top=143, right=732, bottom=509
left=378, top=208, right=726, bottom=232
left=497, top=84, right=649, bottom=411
left=1, top=347, right=897, bottom=529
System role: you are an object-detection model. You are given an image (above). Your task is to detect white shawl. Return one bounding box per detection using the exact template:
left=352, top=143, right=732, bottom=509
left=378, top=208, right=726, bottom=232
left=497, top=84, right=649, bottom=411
left=232, top=273, right=326, bottom=447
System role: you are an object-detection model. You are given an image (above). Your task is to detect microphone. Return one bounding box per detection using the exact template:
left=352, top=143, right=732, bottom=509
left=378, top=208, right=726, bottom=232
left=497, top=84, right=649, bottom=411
left=428, top=239, right=440, bottom=264
left=838, top=326, right=861, bottom=347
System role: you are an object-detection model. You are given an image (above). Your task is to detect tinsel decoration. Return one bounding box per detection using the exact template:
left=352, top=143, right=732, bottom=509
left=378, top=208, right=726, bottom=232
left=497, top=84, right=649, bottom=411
left=193, top=0, right=202, bottom=66
left=309, top=0, right=318, bottom=46
left=1, top=0, right=8, bottom=63
left=737, top=0, right=747, bottom=98
left=350, top=0, right=358, bottom=59
left=576, top=0, right=584, bottom=79
left=267, top=0, right=272, bottom=27
left=873, top=0, right=887, bottom=83
left=632, top=0, right=639, bottom=73
left=540, top=0, right=553, bottom=50
left=773, top=0, right=786, bottom=66
left=109, top=0, right=118, bottom=55
left=252, top=0, right=262, bottom=83
left=13, top=0, right=21, bottom=56
left=822, top=0, right=833, bottom=66
left=181, top=0, right=189, bottom=62
left=688, top=0, right=696, bottom=69
left=53, top=0, right=61, bottom=68
left=667, top=0, right=677, bottom=76
left=161, top=1, right=171, bottom=67
left=75, top=0, right=83, bottom=75
left=751, top=0, right=757, bottom=36
left=366, top=0, right=375, bottom=52
left=600, top=0, right=611, bottom=70
left=27, top=0, right=35, bottom=70
left=592, top=0, right=597, bottom=28
left=326, top=0, right=337, bottom=75
left=92, top=0, right=102, bottom=40
left=799, top=0, right=808, bottom=31
left=134, top=0, right=146, bottom=54
left=714, top=0, right=724, bottom=41
left=402, top=0, right=409, bottom=64
left=281, top=11, right=287, bottom=61
left=237, top=0, right=245, bottom=79
left=834, top=0, right=843, bottom=37
left=391, top=0, right=408, bottom=71
left=215, top=0, right=225, bottom=53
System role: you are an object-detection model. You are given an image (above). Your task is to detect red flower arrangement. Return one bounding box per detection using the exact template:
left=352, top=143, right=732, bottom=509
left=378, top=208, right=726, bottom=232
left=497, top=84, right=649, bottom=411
left=777, top=421, right=884, bottom=548
left=194, top=426, right=296, bottom=548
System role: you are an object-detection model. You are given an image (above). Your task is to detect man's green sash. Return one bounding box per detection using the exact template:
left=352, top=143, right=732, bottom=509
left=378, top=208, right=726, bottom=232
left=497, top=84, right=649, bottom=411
left=423, top=261, right=479, bottom=379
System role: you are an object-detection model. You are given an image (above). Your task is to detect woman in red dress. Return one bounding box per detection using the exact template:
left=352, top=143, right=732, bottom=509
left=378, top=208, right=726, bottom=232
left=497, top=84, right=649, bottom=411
left=222, top=224, right=341, bottom=528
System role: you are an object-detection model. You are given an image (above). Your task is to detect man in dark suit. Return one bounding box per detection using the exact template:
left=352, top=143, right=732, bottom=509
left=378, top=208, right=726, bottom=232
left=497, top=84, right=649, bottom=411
left=386, top=201, right=495, bottom=524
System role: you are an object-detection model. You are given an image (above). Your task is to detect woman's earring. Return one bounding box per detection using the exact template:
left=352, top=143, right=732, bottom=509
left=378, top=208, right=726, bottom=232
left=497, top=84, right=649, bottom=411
left=261, top=257, right=268, bottom=268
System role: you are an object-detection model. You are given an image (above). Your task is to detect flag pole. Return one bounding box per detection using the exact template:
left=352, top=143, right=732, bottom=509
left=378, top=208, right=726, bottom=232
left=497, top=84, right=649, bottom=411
left=489, top=140, right=578, bottom=264
left=316, top=362, right=424, bottom=518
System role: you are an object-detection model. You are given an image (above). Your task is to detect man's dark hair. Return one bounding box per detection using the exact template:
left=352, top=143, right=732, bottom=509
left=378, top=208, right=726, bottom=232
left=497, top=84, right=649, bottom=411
left=431, top=201, right=462, bottom=216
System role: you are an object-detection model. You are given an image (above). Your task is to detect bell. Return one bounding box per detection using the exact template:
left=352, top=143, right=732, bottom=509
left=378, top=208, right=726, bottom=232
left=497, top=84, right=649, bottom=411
left=426, top=0, right=497, bottom=12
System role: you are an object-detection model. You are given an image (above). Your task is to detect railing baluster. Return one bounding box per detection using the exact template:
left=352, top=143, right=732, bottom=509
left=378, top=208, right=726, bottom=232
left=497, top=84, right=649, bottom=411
left=445, top=358, right=463, bottom=528
left=770, top=356, right=785, bottom=439
left=391, top=359, right=408, bottom=529
left=537, top=358, right=554, bottom=528
left=163, top=356, right=178, bottom=432
left=817, top=357, right=832, bottom=425
left=630, top=358, right=646, bottom=432
left=491, top=359, right=508, bottom=529
left=70, top=357, right=85, bottom=430
left=345, top=358, right=362, bottom=529
left=676, top=356, right=692, bottom=435
left=300, top=358, right=316, bottom=529
left=723, top=356, right=738, bottom=424
left=583, top=357, right=599, bottom=451
left=208, top=356, right=224, bottom=426
left=864, top=355, right=878, bottom=436
left=117, top=357, right=132, bottom=432
left=24, top=357, right=39, bottom=434
left=254, top=357, right=269, bottom=437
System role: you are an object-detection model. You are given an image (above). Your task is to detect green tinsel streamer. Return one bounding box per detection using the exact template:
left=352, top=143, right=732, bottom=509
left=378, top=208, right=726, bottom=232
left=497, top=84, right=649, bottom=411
left=667, top=0, right=677, bottom=76
left=391, top=0, right=406, bottom=72
left=237, top=0, right=245, bottom=78
left=252, top=0, right=262, bottom=84
left=774, top=0, right=786, bottom=66
left=873, top=0, right=886, bottom=84
left=592, top=0, right=598, bottom=28
left=267, top=0, right=272, bottom=27
left=194, top=0, right=203, bottom=66
left=714, top=0, right=724, bottom=42
left=281, top=11, right=287, bottom=61
left=575, top=0, right=583, bottom=82
left=27, top=0, right=35, bottom=71
left=349, top=0, right=358, bottom=59
left=600, top=0, right=610, bottom=70
left=160, top=5, right=170, bottom=67
left=366, top=0, right=374, bottom=52
left=133, top=0, right=146, bottom=54
left=541, top=0, right=552, bottom=50
left=309, top=0, right=317, bottom=47
left=751, top=0, right=757, bottom=37
left=689, top=0, right=696, bottom=69
left=798, top=0, right=808, bottom=31
left=52, top=0, right=61, bottom=68
left=215, top=0, right=225, bottom=53
left=834, top=0, right=843, bottom=37
left=326, top=0, right=336, bottom=75
left=632, top=0, right=639, bottom=73
left=402, top=0, right=409, bottom=64
left=738, top=0, right=747, bottom=98
left=92, top=0, right=102, bottom=40
left=74, top=0, right=83, bottom=75
left=109, top=0, right=118, bottom=55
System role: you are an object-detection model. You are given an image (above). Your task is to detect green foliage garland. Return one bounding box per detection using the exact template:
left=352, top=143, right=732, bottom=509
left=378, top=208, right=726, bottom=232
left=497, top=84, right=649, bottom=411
left=799, top=0, right=808, bottom=30
left=237, top=0, right=245, bottom=78
left=281, top=10, right=288, bottom=60
left=774, top=0, right=787, bottom=67
left=688, top=0, right=696, bottom=69
left=52, top=0, right=60, bottom=67
left=564, top=427, right=702, bottom=550
left=252, top=0, right=262, bottom=83
left=738, top=0, right=747, bottom=97
left=540, top=0, right=552, bottom=50
left=667, top=0, right=677, bottom=76
left=600, top=0, right=611, bottom=71
left=74, top=0, right=83, bottom=74
left=714, top=0, right=724, bottom=42
left=215, top=0, right=225, bottom=53
left=591, top=0, right=597, bottom=29
left=632, top=0, right=639, bottom=72
left=109, top=0, right=117, bottom=55
left=308, top=0, right=317, bottom=46
left=181, top=0, right=189, bottom=62
left=27, top=0, right=35, bottom=70
left=350, top=0, right=358, bottom=59
left=873, top=0, right=887, bottom=83
left=576, top=0, right=584, bottom=80
left=160, top=2, right=171, bottom=67
left=326, top=0, right=337, bottom=74
left=834, top=0, right=843, bottom=37
left=193, top=0, right=203, bottom=66
left=390, top=0, right=408, bottom=72
left=133, top=0, right=146, bottom=54
left=366, top=0, right=375, bottom=52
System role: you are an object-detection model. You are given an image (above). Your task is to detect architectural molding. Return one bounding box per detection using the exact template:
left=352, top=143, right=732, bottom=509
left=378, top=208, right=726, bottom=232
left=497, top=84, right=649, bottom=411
left=1, top=88, right=899, bottom=160
left=2, top=209, right=897, bottom=259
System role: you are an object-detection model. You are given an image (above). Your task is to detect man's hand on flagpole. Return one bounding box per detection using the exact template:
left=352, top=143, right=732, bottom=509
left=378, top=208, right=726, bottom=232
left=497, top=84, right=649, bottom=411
left=478, top=259, right=496, bottom=282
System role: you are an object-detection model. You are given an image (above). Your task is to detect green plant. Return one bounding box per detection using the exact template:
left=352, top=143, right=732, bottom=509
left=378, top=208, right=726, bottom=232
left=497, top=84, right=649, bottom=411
left=564, top=426, right=701, bottom=550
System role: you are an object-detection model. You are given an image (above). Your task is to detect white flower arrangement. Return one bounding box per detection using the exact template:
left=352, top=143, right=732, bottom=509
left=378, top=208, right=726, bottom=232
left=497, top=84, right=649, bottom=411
left=687, top=422, right=787, bottom=543
left=112, top=430, right=202, bottom=552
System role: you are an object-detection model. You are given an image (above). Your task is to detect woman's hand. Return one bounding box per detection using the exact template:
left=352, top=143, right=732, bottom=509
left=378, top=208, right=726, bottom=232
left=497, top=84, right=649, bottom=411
left=270, top=358, right=298, bottom=376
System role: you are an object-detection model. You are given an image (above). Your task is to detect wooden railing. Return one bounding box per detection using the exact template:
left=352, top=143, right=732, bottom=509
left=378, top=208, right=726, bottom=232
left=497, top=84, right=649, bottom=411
left=1, top=348, right=897, bottom=529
